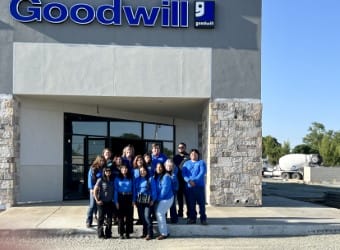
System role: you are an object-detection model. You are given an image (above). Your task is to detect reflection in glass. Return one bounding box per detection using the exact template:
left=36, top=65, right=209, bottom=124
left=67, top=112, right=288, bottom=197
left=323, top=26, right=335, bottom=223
left=163, top=142, right=174, bottom=158
left=73, top=121, right=107, bottom=136
left=144, top=123, right=173, bottom=140
left=110, top=121, right=141, bottom=139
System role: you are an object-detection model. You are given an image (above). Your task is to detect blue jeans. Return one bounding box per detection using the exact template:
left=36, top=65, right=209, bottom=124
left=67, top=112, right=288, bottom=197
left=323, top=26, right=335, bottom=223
left=86, top=190, right=97, bottom=225
left=137, top=203, right=153, bottom=237
left=156, top=196, right=174, bottom=236
left=186, top=186, right=207, bottom=222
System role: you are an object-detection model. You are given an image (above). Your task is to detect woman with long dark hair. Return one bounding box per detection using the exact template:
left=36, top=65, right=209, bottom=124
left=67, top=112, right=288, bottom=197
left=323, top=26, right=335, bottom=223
left=154, top=162, right=174, bottom=240
left=114, top=164, right=134, bottom=239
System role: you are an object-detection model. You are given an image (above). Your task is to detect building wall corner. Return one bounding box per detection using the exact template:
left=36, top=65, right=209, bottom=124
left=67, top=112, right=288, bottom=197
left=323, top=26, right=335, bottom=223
left=202, top=98, right=262, bottom=206
left=0, top=95, right=20, bottom=209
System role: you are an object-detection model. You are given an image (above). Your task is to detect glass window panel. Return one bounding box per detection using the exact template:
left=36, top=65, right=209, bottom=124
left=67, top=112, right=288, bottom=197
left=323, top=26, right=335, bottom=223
left=72, top=121, right=107, bottom=136
left=163, top=142, right=174, bottom=158
left=110, top=121, right=141, bottom=139
left=72, top=135, right=84, bottom=165
left=144, top=123, right=173, bottom=140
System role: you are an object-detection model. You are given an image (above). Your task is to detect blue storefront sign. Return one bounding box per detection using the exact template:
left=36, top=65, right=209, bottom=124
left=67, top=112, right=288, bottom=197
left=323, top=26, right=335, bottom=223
left=9, top=0, right=215, bottom=28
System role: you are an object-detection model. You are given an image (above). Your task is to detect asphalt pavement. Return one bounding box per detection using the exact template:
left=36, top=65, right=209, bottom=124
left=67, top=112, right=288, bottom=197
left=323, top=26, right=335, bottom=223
left=1, top=181, right=340, bottom=238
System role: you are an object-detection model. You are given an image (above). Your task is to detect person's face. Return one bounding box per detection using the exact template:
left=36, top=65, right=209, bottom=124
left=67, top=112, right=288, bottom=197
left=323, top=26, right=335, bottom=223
left=126, top=148, right=132, bottom=157
left=100, top=159, right=105, bottom=167
left=156, top=164, right=163, bottom=174
left=120, top=166, right=128, bottom=175
left=152, top=146, right=160, bottom=156
left=137, top=157, right=144, bottom=167
left=115, top=157, right=122, bottom=165
left=144, top=155, right=151, bottom=163
left=139, top=167, right=147, bottom=177
left=178, top=144, right=186, bottom=153
left=165, top=163, right=173, bottom=172
left=103, top=150, right=111, bottom=160
left=190, top=151, right=199, bottom=161
left=104, top=169, right=111, bottom=176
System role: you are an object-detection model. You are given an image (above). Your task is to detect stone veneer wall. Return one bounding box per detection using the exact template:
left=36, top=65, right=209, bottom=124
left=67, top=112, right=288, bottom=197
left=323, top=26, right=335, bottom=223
left=203, top=99, right=262, bottom=206
left=0, top=95, right=19, bottom=209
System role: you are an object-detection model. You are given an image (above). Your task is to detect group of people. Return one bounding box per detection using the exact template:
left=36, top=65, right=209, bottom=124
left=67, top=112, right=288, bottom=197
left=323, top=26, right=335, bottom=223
left=85, top=142, right=208, bottom=240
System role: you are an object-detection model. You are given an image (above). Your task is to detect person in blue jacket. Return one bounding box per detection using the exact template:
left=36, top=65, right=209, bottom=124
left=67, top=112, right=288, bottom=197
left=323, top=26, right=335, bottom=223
left=134, top=165, right=157, bottom=240
left=165, top=159, right=179, bottom=224
left=154, top=162, right=174, bottom=240
left=182, top=149, right=208, bottom=225
left=114, top=164, right=135, bottom=239
left=86, top=155, right=105, bottom=228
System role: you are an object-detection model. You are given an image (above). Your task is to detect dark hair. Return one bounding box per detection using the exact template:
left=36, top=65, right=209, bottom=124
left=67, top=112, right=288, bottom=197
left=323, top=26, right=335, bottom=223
left=139, top=165, right=150, bottom=180
left=118, top=164, right=132, bottom=179
left=154, top=162, right=166, bottom=180
left=102, top=167, right=112, bottom=182
left=190, top=149, right=200, bottom=156
left=178, top=142, right=186, bottom=148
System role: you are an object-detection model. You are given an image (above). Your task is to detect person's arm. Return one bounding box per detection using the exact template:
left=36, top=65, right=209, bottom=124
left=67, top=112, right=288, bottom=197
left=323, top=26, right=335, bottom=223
left=93, top=180, right=103, bottom=205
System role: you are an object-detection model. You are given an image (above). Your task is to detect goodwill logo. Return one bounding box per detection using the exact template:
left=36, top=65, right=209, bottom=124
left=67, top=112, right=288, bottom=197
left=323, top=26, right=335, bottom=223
left=9, top=0, right=215, bottom=29
left=194, top=0, right=215, bottom=28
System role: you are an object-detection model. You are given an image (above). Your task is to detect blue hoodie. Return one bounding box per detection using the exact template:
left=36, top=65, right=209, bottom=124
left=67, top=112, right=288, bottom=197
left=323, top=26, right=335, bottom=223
left=155, top=173, right=173, bottom=201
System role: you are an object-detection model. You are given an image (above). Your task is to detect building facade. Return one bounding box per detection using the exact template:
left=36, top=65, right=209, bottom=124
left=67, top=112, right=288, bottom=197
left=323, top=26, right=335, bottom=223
left=0, top=0, right=262, bottom=209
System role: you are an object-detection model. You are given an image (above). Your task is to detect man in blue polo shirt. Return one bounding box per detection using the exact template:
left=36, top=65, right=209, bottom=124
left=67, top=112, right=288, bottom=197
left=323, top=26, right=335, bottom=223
left=182, top=149, right=208, bottom=225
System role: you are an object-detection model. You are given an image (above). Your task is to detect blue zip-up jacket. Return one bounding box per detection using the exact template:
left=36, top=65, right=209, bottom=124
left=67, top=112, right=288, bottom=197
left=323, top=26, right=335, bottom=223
left=87, top=167, right=102, bottom=190
left=182, top=160, right=207, bottom=188
left=155, top=173, right=173, bottom=201
left=169, top=168, right=179, bottom=192
left=114, top=176, right=134, bottom=203
left=133, top=176, right=157, bottom=202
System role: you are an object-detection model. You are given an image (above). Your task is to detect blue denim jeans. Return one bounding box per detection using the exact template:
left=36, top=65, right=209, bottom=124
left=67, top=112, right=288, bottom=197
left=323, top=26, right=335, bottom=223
left=186, top=186, right=207, bottom=222
left=86, top=190, right=97, bottom=225
left=156, top=196, right=174, bottom=236
left=137, top=203, right=153, bottom=237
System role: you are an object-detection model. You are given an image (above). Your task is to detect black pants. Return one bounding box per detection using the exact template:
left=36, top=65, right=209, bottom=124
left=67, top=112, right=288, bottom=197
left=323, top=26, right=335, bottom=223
left=117, top=194, right=133, bottom=236
left=97, top=201, right=113, bottom=238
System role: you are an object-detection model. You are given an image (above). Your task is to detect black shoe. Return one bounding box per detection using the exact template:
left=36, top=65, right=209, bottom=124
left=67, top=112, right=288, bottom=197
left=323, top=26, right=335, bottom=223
left=120, top=235, right=125, bottom=239
left=187, top=219, right=196, bottom=224
left=125, top=234, right=130, bottom=239
left=86, top=223, right=91, bottom=228
left=134, top=220, right=142, bottom=225
left=178, top=212, right=183, bottom=217
left=201, top=220, right=208, bottom=225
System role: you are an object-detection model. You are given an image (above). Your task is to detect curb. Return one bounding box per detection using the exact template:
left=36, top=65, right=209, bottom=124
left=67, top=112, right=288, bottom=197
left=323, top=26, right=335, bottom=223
left=2, top=224, right=340, bottom=238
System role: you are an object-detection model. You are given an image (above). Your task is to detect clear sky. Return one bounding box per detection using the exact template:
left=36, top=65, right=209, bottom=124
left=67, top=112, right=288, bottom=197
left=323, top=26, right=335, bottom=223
left=262, top=0, right=340, bottom=148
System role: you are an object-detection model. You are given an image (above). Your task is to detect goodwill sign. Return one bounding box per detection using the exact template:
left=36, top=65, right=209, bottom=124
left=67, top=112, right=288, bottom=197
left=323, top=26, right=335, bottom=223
left=9, top=0, right=215, bottom=28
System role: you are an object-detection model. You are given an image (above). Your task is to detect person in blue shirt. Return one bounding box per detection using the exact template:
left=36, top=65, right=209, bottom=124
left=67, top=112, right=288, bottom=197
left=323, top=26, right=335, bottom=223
left=114, top=164, right=135, bottom=239
left=165, top=159, right=179, bottom=224
left=151, top=143, right=168, bottom=176
left=122, top=144, right=135, bottom=173
left=154, top=162, right=174, bottom=240
left=182, top=149, right=208, bottom=225
left=134, top=165, right=157, bottom=240
left=86, top=155, right=104, bottom=228
left=132, top=155, right=145, bottom=225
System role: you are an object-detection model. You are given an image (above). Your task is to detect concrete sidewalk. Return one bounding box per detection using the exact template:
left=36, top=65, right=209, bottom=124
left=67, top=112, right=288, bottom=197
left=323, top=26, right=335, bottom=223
left=0, top=196, right=340, bottom=237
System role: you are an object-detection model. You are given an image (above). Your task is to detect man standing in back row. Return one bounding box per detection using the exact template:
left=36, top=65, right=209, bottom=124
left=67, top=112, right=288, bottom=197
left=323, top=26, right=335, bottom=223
left=173, top=142, right=189, bottom=218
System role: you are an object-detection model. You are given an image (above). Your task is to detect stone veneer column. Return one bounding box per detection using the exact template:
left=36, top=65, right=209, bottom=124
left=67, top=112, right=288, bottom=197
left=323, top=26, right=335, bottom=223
left=0, top=95, right=19, bottom=209
left=203, top=99, right=262, bottom=206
